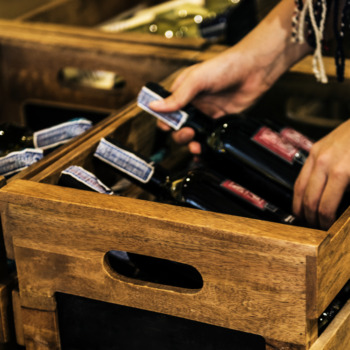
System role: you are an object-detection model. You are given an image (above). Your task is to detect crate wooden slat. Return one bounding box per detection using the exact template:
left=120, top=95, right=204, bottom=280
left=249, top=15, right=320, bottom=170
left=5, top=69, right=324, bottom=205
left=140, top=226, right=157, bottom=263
left=11, top=288, right=25, bottom=347
left=0, top=93, right=350, bottom=349
left=0, top=0, right=52, bottom=20
left=13, top=0, right=213, bottom=50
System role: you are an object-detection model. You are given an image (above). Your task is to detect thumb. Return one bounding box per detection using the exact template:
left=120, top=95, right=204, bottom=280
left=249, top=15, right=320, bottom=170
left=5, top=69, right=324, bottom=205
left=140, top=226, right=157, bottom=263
left=149, top=75, right=201, bottom=113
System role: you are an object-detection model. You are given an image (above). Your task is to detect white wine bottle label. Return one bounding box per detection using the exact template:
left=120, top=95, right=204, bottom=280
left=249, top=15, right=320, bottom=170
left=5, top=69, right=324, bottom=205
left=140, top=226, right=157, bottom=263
left=94, top=138, right=154, bottom=183
left=252, top=126, right=299, bottom=164
left=33, top=118, right=93, bottom=150
left=61, top=165, right=114, bottom=195
left=279, top=127, right=313, bottom=152
left=137, top=86, right=188, bottom=130
left=0, top=148, right=43, bottom=177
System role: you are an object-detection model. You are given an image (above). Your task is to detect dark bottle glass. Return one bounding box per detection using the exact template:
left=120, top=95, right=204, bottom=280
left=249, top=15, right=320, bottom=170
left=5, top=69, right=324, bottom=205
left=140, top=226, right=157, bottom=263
left=93, top=137, right=297, bottom=225
left=137, top=82, right=308, bottom=209
left=0, top=119, right=93, bottom=178
left=0, top=118, right=92, bottom=157
left=200, top=0, right=257, bottom=46
left=0, top=123, right=34, bottom=157
left=318, top=280, right=350, bottom=334
left=57, top=165, right=114, bottom=195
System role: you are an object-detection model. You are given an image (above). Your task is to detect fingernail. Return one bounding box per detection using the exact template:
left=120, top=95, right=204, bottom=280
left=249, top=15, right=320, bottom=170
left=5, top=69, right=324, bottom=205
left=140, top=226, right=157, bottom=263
left=149, top=100, right=164, bottom=109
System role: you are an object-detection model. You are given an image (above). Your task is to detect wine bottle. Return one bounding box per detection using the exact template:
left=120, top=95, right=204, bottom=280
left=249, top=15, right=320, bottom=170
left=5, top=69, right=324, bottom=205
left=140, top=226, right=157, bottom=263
left=0, top=118, right=92, bottom=178
left=0, top=123, right=34, bottom=157
left=318, top=280, right=350, bottom=334
left=200, top=0, right=257, bottom=45
left=58, top=165, right=114, bottom=195
left=99, top=0, right=213, bottom=39
left=93, top=138, right=297, bottom=225
left=137, top=82, right=307, bottom=204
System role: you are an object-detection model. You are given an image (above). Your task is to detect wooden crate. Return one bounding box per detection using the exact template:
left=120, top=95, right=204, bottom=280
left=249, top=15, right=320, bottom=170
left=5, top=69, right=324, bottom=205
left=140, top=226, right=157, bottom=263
left=0, top=19, right=208, bottom=126
left=9, top=0, right=215, bottom=50
left=1, top=85, right=350, bottom=349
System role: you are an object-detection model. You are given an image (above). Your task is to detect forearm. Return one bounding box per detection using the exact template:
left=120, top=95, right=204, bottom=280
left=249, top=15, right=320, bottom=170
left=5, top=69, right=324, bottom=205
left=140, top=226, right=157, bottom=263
left=226, top=0, right=313, bottom=91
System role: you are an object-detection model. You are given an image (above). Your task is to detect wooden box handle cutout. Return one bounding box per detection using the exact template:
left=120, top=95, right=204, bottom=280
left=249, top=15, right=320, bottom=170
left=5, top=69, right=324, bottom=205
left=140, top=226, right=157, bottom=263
left=104, top=250, right=203, bottom=290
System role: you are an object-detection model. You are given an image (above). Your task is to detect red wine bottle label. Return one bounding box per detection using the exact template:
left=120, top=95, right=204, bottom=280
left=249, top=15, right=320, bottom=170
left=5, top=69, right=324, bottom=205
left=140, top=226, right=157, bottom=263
left=221, top=179, right=297, bottom=224
left=221, top=179, right=268, bottom=210
left=94, top=138, right=154, bottom=183
left=0, top=148, right=43, bottom=177
left=137, top=86, right=188, bottom=130
left=279, top=127, right=313, bottom=152
left=33, top=118, right=92, bottom=150
left=252, top=126, right=299, bottom=163
left=61, top=165, right=114, bottom=195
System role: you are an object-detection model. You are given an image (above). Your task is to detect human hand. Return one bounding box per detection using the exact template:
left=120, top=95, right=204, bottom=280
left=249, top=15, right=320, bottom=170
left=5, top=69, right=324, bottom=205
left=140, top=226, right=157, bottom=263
left=149, top=48, right=269, bottom=153
left=293, top=119, right=350, bottom=230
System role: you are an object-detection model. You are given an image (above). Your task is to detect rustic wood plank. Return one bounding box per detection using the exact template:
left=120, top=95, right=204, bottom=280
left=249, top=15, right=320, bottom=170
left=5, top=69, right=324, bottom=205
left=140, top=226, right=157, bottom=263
left=0, top=18, right=209, bottom=50
left=309, top=300, right=350, bottom=350
left=11, top=288, right=24, bottom=347
left=0, top=176, right=325, bottom=345
left=0, top=0, right=52, bottom=20
left=266, top=338, right=306, bottom=350
left=17, top=0, right=158, bottom=27
left=315, top=208, right=350, bottom=317
left=21, top=306, right=61, bottom=350
left=0, top=274, right=16, bottom=344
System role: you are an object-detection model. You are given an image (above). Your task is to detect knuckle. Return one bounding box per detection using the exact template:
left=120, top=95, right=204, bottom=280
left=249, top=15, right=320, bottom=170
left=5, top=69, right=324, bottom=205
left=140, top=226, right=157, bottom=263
left=314, top=153, right=331, bottom=170
left=303, top=195, right=318, bottom=214
left=318, top=205, right=335, bottom=225
left=329, top=164, right=348, bottom=180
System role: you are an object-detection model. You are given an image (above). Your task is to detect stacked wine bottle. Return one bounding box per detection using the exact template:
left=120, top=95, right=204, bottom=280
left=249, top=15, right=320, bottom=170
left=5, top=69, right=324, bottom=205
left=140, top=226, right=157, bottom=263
left=0, top=118, right=92, bottom=178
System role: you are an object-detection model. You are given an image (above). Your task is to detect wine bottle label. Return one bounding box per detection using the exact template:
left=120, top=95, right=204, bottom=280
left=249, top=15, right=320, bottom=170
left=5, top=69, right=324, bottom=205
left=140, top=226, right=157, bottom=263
left=252, top=126, right=299, bottom=164
left=137, top=86, right=189, bottom=130
left=220, top=179, right=270, bottom=210
left=33, top=118, right=93, bottom=150
left=221, top=179, right=297, bottom=224
left=94, top=138, right=154, bottom=183
left=279, top=127, right=313, bottom=152
left=0, top=148, right=43, bottom=177
left=61, top=165, right=114, bottom=195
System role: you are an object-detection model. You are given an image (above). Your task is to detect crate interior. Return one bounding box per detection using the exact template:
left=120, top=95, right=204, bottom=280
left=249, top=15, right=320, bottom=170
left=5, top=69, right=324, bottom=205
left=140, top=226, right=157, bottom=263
left=247, top=70, right=350, bottom=141
left=22, top=100, right=110, bottom=131
left=0, top=0, right=53, bottom=20
left=36, top=111, right=190, bottom=197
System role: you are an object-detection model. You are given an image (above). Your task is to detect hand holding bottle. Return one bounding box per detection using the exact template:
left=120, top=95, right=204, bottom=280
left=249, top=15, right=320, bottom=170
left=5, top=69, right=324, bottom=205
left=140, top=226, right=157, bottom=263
left=293, top=120, right=350, bottom=230
left=150, top=0, right=312, bottom=153
left=150, top=51, right=266, bottom=153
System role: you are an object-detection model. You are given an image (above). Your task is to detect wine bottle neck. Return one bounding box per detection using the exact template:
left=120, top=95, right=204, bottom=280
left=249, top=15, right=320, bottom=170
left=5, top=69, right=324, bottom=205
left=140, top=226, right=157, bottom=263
left=94, top=138, right=171, bottom=197
left=139, top=82, right=214, bottom=143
